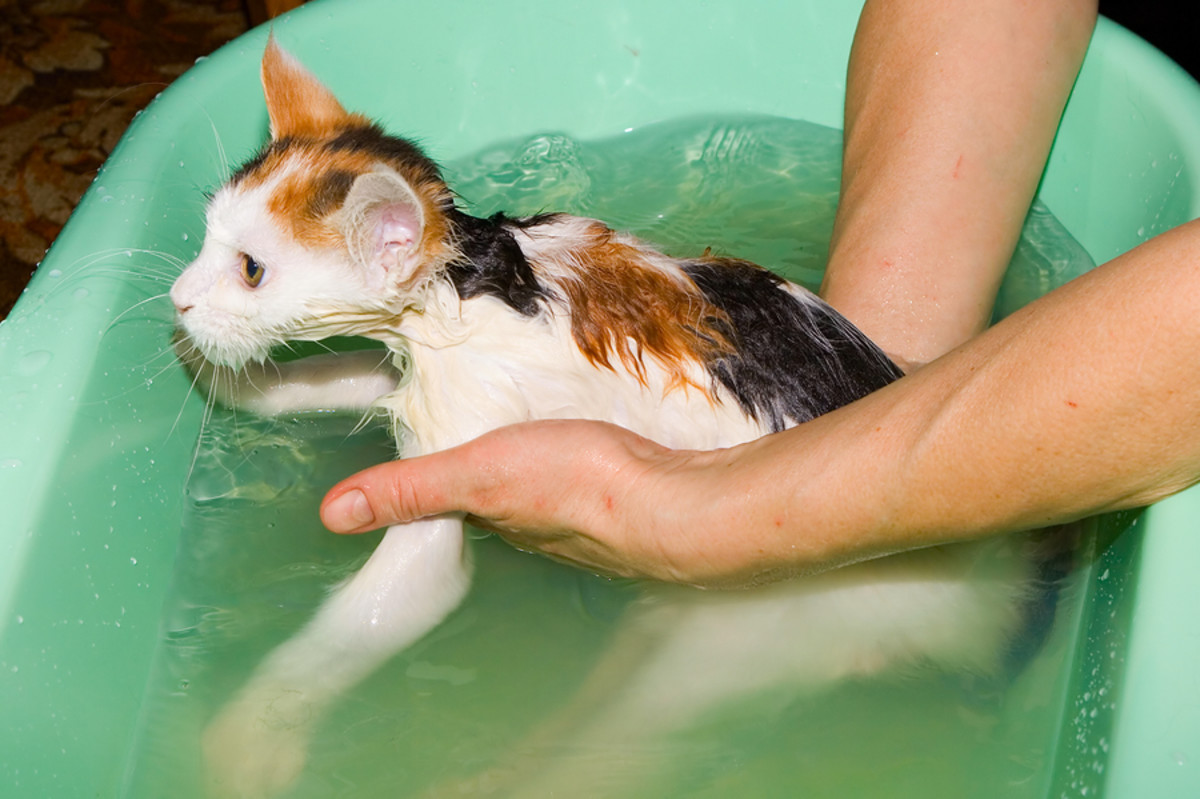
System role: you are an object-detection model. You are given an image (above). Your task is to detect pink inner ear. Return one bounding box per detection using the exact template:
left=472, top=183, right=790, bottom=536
left=375, top=202, right=422, bottom=271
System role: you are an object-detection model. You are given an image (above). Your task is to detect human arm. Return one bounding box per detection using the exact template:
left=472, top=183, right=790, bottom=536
left=821, top=0, right=1097, bottom=367
left=322, top=220, right=1200, bottom=587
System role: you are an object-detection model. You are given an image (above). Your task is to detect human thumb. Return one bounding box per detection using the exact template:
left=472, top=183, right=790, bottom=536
left=321, top=486, right=377, bottom=532
left=320, top=454, right=462, bottom=533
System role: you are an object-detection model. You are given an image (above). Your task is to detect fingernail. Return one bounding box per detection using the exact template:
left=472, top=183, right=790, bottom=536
left=325, top=489, right=375, bottom=532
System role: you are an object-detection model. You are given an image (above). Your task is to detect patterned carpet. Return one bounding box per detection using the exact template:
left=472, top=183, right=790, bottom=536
left=0, top=0, right=249, bottom=318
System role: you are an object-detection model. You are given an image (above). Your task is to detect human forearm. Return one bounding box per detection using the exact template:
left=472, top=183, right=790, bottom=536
left=821, top=0, right=1097, bottom=366
left=741, top=220, right=1200, bottom=573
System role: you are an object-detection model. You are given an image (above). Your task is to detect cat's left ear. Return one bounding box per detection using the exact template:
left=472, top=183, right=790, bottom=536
left=261, top=36, right=351, bottom=139
left=341, top=168, right=427, bottom=287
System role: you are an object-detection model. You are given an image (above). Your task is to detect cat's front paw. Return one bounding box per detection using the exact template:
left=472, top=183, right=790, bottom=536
left=203, top=690, right=315, bottom=799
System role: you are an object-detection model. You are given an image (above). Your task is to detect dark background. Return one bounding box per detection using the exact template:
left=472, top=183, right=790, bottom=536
left=1101, top=3, right=1198, bottom=79
left=0, top=2, right=1195, bottom=320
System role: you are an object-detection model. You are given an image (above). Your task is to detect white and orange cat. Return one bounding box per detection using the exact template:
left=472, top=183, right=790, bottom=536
left=171, top=40, right=1070, bottom=798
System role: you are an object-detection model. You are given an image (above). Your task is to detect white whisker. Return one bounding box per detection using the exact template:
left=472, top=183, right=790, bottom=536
left=105, top=292, right=172, bottom=332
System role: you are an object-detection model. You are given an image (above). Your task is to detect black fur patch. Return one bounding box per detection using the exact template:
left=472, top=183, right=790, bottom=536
left=229, top=138, right=288, bottom=184
left=683, top=259, right=903, bottom=431
left=327, top=125, right=445, bottom=186
left=307, top=169, right=356, bottom=219
left=445, top=211, right=553, bottom=316
left=1003, top=523, right=1079, bottom=678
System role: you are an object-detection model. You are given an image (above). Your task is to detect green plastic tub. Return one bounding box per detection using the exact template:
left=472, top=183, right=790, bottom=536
left=3, top=1, right=1200, bottom=796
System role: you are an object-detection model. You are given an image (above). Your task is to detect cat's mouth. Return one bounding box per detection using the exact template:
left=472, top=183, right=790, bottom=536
left=173, top=320, right=275, bottom=372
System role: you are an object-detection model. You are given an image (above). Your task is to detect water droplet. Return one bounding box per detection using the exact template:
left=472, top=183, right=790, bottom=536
left=0, top=459, right=22, bottom=470
left=73, top=288, right=90, bottom=300
left=15, top=616, right=23, bottom=624
left=17, top=350, right=52, bottom=376
left=130, top=557, right=138, bottom=565
left=47, top=269, right=63, bottom=279
left=181, top=232, right=189, bottom=241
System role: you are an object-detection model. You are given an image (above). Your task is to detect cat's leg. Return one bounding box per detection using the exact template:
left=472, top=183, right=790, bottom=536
left=444, top=544, right=1033, bottom=798
left=435, top=596, right=795, bottom=798
left=176, top=334, right=399, bottom=415
left=204, top=515, right=471, bottom=799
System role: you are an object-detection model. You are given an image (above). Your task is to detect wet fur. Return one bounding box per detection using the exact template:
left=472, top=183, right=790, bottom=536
left=170, top=41, right=1066, bottom=798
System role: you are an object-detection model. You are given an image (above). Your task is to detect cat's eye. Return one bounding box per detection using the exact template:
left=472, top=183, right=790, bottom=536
left=240, top=254, right=265, bottom=288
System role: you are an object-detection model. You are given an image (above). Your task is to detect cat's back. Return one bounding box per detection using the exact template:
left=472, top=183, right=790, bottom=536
left=394, top=211, right=904, bottom=454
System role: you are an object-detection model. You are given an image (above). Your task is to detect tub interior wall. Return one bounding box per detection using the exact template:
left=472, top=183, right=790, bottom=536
left=2, top=2, right=1200, bottom=796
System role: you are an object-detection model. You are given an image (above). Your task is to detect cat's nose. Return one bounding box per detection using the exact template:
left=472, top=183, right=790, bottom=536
left=170, top=284, right=193, bottom=314
left=169, top=272, right=197, bottom=315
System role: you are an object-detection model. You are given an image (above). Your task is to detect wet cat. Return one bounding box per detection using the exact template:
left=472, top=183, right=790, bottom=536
left=170, top=39, right=1069, bottom=798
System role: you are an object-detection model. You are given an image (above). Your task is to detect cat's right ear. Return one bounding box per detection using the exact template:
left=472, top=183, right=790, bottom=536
left=341, top=168, right=427, bottom=288
left=261, top=36, right=351, bottom=139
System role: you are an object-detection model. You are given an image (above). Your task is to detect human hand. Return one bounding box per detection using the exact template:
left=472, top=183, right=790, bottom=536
left=321, top=419, right=771, bottom=587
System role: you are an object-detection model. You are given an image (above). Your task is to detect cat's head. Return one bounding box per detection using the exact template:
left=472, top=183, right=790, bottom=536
left=170, top=39, right=458, bottom=368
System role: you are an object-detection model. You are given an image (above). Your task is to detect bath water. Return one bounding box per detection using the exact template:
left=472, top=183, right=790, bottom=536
left=122, top=117, right=1097, bottom=798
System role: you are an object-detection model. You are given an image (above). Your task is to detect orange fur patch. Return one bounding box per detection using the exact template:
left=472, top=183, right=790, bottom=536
left=261, top=38, right=350, bottom=140
left=552, top=223, right=733, bottom=391
left=267, top=156, right=359, bottom=248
